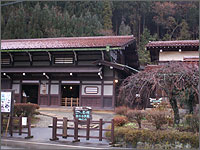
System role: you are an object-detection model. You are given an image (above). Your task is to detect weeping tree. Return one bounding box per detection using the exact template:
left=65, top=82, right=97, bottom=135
left=118, top=62, right=199, bottom=125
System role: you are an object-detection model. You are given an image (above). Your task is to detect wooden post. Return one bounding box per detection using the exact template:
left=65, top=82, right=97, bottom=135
left=25, top=117, right=33, bottom=139
left=9, top=115, right=13, bottom=137
left=50, top=117, right=58, bottom=141
left=1, top=115, right=4, bottom=134
left=99, top=119, right=103, bottom=141
left=62, top=117, right=67, bottom=138
left=73, top=118, right=79, bottom=142
left=19, top=116, right=22, bottom=135
left=76, top=98, right=78, bottom=106
left=86, top=118, right=90, bottom=140
left=71, top=97, right=73, bottom=107
left=65, top=98, right=67, bottom=106
left=110, top=119, right=114, bottom=144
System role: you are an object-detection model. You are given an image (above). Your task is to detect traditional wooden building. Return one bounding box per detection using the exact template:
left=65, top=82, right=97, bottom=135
left=1, top=35, right=139, bottom=109
left=146, top=40, right=199, bottom=64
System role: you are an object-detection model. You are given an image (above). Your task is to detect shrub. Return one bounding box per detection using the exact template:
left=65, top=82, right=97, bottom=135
left=113, top=115, right=128, bottom=126
left=126, top=109, right=146, bottom=128
left=115, top=106, right=129, bottom=116
left=106, top=127, right=199, bottom=148
left=156, top=101, right=171, bottom=111
left=184, top=114, right=199, bottom=133
left=146, top=109, right=168, bottom=130
left=14, top=103, right=40, bottom=117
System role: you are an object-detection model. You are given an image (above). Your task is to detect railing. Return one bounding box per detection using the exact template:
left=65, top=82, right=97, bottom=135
left=61, top=98, right=79, bottom=107
left=50, top=117, right=114, bottom=144
left=1, top=115, right=33, bottom=139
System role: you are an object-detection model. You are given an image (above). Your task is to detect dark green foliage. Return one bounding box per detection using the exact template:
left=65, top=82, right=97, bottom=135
left=2, top=1, right=198, bottom=40
left=138, top=28, right=158, bottom=65
left=119, top=20, right=131, bottom=35
left=102, top=1, right=113, bottom=30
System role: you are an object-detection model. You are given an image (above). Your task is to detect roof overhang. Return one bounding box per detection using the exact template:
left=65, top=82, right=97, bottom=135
left=93, top=60, right=139, bottom=74
left=1, top=66, right=101, bottom=73
left=0, top=47, right=122, bottom=53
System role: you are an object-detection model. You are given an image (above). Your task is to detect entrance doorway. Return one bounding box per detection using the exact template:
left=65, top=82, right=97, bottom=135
left=61, top=85, right=79, bottom=106
left=21, top=84, right=38, bottom=104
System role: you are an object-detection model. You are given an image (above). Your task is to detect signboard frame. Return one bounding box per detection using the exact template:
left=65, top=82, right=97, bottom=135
left=1, top=89, right=14, bottom=115
left=73, top=107, right=92, bottom=121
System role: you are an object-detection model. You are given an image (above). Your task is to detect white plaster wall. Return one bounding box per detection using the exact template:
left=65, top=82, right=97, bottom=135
left=103, top=85, right=113, bottom=96
left=159, top=51, right=199, bottom=61
left=12, top=84, right=20, bottom=94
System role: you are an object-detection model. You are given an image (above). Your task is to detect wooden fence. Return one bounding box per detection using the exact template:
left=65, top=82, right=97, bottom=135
left=1, top=115, right=33, bottom=139
left=61, top=98, right=79, bottom=107
left=50, top=117, right=114, bottom=144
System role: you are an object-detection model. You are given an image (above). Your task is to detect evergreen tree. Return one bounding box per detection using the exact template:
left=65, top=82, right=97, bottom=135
left=102, top=1, right=113, bottom=30
left=177, top=19, right=191, bottom=40
left=138, top=28, right=158, bottom=66
left=119, top=20, right=131, bottom=35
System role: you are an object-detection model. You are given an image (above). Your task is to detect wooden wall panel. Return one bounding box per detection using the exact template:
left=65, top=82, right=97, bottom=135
left=40, top=95, right=48, bottom=105
left=14, top=94, right=20, bottom=103
left=81, top=96, right=101, bottom=107
left=50, top=95, right=60, bottom=105
left=103, top=97, right=112, bottom=107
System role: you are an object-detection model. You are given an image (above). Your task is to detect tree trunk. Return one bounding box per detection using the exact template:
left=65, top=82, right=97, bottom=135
left=169, top=91, right=180, bottom=125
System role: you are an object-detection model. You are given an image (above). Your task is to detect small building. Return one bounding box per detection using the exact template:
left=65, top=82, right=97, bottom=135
left=146, top=40, right=199, bottom=64
left=1, top=35, right=139, bottom=109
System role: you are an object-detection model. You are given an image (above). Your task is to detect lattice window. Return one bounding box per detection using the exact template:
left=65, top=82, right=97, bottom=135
left=1, top=58, right=10, bottom=65
left=84, top=86, right=98, bottom=94
left=54, top=57, right=73, bottom=64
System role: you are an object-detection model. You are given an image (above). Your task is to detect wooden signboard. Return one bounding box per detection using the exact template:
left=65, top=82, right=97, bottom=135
left=73, top=107, right=92, bottom=121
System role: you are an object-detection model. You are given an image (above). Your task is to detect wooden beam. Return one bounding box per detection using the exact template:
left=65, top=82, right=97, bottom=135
left=47, top=51, right=52, bottom=62
left=7, top=52, right=13, bottom=62
left=26, top=52, right=32, bottom=62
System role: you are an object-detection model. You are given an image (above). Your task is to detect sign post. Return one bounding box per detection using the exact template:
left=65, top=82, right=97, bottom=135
left=1, top=89, right=14, bottom=136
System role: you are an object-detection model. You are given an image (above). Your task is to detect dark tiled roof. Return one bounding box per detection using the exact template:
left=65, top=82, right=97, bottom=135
left=1, top=35, right=135, bottom=50
left=146, top=40, right=199, bottom=48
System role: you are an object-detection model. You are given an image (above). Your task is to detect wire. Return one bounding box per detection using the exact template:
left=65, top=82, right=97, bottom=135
left=1, top=0, right=24, bottom=7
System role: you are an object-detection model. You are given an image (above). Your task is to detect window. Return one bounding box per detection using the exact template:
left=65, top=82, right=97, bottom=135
left=85, top=86, right=98, bottom=94
left=54, top=57, right=73, bottom=64
left=1, top=58, right=10, bottom=65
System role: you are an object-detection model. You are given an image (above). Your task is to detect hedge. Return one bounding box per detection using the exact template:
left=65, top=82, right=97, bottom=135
left=13, top=103, right=40, bottom=117
left=106, top=127, right=199, bottom=149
